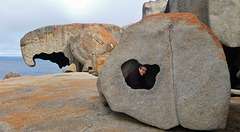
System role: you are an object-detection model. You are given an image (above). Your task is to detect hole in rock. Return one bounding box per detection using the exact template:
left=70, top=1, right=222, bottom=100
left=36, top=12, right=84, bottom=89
left=121, top=59, right=160, bottom=90
left=222, top=45, right=240, bottom=89
left=33, top=52, right=70, bottom=69
left=88, top=67, right=93, bottom=70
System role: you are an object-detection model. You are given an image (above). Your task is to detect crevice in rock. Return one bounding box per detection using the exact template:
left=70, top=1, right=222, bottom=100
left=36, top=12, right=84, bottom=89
left=168, top=22, right=180, bottom=125
left=121, top=59, right=160, bottom=90
left=165, top=0, right=170, bottom=13
left=222, top=45, right=240, bottom=89
left=33, top=52, right=70, bottom=68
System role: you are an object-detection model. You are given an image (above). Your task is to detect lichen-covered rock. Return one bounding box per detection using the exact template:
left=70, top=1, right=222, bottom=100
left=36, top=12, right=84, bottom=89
left=3, top=72, right=20, bottom=80
left=142, top=0, right=168, bottom=17
left=62, top=63, right=76, bottom=73
left=0, top=72, right=238, bottom=131
left=168, top=0, right=209, bottom=25
left=20, top=23, right=123, bottom=73
left=69, top=25, right=117, bottom=75
left=97, top=13, right=230, bottom=130
left=168, top=0, right=240, bottom=47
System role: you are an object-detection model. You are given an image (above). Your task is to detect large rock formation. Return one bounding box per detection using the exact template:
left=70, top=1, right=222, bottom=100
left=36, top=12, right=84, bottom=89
left=20, top=23, right=123, bottom=74
left=142, top=0, right=169, bottom=17
left=69, top=24, right=117, bottom=75
left=0, top=73, right=239, bottom=131
left=167, top=0, right=240, bottom=89
left=168, top=0, right=209, bottom=26
left=168, top=0, right=240, bottom=47
left=97, top=13, right=230, bottom=130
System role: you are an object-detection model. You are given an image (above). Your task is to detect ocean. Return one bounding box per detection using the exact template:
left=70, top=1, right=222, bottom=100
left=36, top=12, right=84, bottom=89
left=0, top=56, right=65, bottom=79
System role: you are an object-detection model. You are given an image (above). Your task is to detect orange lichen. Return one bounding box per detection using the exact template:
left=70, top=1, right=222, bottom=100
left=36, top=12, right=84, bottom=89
left=197, top=24, right=226, bottom=61
left=143, top=13, right=199, bottom=24
left=88, top=25, right=117, bottom=47
left=97, top=59, right=106, bottom=66
left=54, top=23, right=84, bottom=35
left=0, top=77, right=97, bottom=131
left=75, top=108, right=86, bottom=115
left=0, top=89, right=22, bottom=100
left=90, top=95, right=99, bottom=100
left=139, top=13, right=226, bottom=62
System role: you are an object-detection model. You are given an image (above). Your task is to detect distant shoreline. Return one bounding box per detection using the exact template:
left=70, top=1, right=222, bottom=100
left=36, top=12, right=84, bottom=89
left=0, top=56, right=64, bottom=79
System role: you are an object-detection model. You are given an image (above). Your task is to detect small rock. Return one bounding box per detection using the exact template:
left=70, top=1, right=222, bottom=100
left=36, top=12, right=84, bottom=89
left=88, top=70, right=95, bottom=74
left=3, top=72, right=20, bottom=80
left=143, top=0, right=169, bottom=17
left=62, top=63, right=77, bottom=73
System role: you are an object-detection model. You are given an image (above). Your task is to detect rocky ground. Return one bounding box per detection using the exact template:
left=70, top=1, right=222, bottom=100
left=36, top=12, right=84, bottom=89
left=0, top=72, right=239, bottom=132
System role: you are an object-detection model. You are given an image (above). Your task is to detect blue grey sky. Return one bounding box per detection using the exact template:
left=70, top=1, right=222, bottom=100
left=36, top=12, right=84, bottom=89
left=0, top=0, right=148, bottom=56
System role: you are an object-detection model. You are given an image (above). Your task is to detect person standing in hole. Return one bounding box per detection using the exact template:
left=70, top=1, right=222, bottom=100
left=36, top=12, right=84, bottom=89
left=125, top=65, right=149, bottom=90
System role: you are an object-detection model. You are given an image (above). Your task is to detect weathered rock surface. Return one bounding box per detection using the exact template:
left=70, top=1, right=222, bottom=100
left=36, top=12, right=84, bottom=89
left=168, top=0, right=240, bottom=47
left=208, top=0, right=240, bottom=47
left=62, top=63, right=76, bottom=73
left=3, top=72, right=20, bottom=80
left=168, top=0, right=209, bottom=25
left=0, top=73, right=239, bottom=131
left=97, top=13, right=230, bottom=130
left=142, top=0, right=169, bottom=17
left=0, top=73, right=165, bottom=132
left=69, top=24, right=117, bottom=75
left=20, top=23, right=123, bottom=73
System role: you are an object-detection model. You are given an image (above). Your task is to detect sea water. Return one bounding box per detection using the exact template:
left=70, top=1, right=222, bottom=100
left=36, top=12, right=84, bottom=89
left=0, top=56, right=65, bottom=79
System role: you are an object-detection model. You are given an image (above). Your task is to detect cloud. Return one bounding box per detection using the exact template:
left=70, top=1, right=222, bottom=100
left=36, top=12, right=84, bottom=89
left=0, top=0, right=148, bottom=56
left=0, top=0, right=71, bottom=32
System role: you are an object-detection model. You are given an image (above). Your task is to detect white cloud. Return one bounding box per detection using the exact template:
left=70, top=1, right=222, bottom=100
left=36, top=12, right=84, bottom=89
left=0, top=0, right=148, bottom=56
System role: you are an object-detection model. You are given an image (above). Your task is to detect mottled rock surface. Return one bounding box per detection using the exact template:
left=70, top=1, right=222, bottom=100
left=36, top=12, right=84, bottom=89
left=69, top=25, right=117, bottom=75
left=0, top=73, right=239, bottom=131
left=143, top=0, right=169, bottom=17
left=168, top=0, right=240, bottom=47
left=208, top=0, right=240, bottom=47
left=3, top=72, right=20, bottom=80
left=168, top=0, right=209, bottom=25
left=20, top=23, right=123, bottom=73
left=97, top=13, right=230, bottom=130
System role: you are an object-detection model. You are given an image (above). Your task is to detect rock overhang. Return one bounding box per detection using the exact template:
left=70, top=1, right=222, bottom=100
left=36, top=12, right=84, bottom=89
left=20, top=23, right=124, bottom=72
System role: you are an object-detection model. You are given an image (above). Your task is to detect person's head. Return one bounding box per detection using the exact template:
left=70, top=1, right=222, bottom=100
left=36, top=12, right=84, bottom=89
left=139, top=65, right=147, bottom=76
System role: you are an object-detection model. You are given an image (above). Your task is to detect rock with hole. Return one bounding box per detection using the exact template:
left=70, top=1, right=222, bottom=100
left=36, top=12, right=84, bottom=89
left=97, top=13, right=230, bottom=130
left=20, top=23, right=123, bottom=73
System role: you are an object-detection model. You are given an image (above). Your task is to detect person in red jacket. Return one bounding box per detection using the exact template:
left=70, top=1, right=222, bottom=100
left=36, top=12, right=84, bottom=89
left=125, top=65, right=149, bottom=90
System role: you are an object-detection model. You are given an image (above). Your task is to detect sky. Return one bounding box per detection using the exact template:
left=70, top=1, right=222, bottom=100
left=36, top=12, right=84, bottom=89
left=0, top=0, right=149, bottom=56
